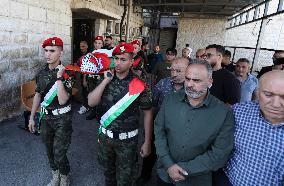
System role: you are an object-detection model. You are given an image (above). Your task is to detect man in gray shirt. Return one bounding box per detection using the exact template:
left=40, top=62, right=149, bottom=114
left=154, top=59, right=234, bottom=186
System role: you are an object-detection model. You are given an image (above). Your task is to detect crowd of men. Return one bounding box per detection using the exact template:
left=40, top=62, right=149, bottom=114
left=28, top=35, right=284, bottom=186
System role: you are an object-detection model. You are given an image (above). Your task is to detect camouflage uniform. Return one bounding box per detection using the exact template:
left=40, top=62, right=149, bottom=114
left=86, top=74, right=103, bottom=119
left=97, top=71, right=152, bottom=186
left=35, top=64, right=74, bottom=175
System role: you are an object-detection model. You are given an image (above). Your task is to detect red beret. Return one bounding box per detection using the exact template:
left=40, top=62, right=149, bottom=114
left=131, top=40, right=140, bottom=46
left=42, top=37, right=63, bottom=48
left=112, top=43, right=134, bottom=56
left=94, top=36, right=104, bottom=41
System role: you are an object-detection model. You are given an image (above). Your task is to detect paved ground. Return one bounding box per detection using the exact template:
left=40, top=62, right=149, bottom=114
left=0, top=103, right=156, bottom=186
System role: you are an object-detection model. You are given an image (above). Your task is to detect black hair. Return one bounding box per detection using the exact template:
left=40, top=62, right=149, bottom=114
left=166, top=48, right=177, bottom=56
left=237, top=58, right=250, bottom=64
left=274, top=50, right=284, bottom=54
left=206, top=44, right=225, bottom=56
left=105, top=36, right=112, bottom=40
left=142, top=42, right=148, bottom=46
left=224, top=50, right=231, bottom=58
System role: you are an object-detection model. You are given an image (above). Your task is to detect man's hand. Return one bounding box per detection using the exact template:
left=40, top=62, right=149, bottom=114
left=140, top=142, right=151, bottom=158
left=167, top=164, right=188, bottom=182
left=103, top=70, right=114, bottom=84
left=28, top=119, right=36, bottom=133
left=83, top=74, right=87, bottom=87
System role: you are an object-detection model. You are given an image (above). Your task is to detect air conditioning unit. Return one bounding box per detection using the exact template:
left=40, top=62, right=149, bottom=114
left=141, top=26, right=149, bottom=37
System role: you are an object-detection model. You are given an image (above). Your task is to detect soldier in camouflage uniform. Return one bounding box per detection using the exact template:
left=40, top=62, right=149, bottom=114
left=88, top=43, right=153, bottom=186
left=85, top=35, right=104, bottom=120
left=29, top=37, right=74, bottom=186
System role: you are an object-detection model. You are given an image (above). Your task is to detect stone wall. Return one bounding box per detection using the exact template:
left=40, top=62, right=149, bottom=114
left=72, top=0, right=144, bottom=44
left=0, top=0, right=72, bottom=121
left=225, top=13, right=284, bottom=72
left=176, top=18, right=227, bottom=58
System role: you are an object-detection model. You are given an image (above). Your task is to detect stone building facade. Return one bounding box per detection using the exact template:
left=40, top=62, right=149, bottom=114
left=176, top=18, right=227, bottom=58
left=225, top=13, right=284, bottom=72
left=0, top=0, right=144, bottom=121
left=175, top=0, right=284, bottom=73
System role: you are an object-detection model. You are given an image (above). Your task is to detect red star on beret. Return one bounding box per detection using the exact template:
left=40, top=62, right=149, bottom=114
left=131, top=40, right=140, bottom=46
left=112, top=43, right=134, bottom=56
left=42, top=37, right=63, bottom=48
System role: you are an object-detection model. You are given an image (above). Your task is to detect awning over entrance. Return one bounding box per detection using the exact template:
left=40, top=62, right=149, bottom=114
left=71, top=1, right=121, bottom=20
left=134, top=0, right=265, bottom=17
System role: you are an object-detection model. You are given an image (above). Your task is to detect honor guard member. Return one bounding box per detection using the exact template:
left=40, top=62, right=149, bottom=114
left=88, top=43, right=153, bottom=186
left=86, top=35, right=104, bottom=120
left=28, top=37, right=74, bottom=186
left=131, top=40, right=148, bottom=82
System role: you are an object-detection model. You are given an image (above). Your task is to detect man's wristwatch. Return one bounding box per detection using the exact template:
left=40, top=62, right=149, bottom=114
left=56, top=77, right=64, bottom=81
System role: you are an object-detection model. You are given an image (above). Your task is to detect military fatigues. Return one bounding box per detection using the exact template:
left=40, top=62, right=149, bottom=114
left=35, top=64, right=74, bottom=175
left=97, top=71, right=152, bottom=186
left=86, top=74, right=103, bottom=119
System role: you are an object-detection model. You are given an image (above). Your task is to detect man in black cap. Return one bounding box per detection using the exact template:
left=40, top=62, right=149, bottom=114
left=257, top=50, right=284, bottom=78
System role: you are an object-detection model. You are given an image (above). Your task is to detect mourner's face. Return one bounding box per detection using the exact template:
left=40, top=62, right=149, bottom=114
left=104, top=38, right=112, bottom=46
left=154, top=46, right=160, bottom=53
left=80, top=42, right=88, bottom=54
left=114, top=53, right=133, bottom=74
left=44, top=46, right=63, bottom=65
left=235, top=61, right=250, bottom=78
left=182, top=49, right=189, bottom=58
left=196, top=49, right=205, bottom=59
left=184, top=64, right=212, bottom=99
left=171, top=62, right=187, bottom=84
left=166, top=51, right=176, bottom=61
left=93, top=40, right=103, bottom=50
left=204, top=48, right=222, bottom=68
left=132, top=44, right=140, bottom=55
left=258, top=75, right=284, bottom=124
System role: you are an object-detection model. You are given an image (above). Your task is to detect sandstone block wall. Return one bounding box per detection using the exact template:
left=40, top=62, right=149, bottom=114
left=225, top=13, right=284, bottom=72
left=0, top=0, right=72, bottom=121
left=176, top=18, right=227, bottom=58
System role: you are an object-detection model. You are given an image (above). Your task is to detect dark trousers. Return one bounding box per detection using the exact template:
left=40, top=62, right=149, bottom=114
left=157, top=176, right=175, bottom=186
left=41, top=113, right=73, bottom=175
left=212, top=169, right=233, bottom=186
left=24, top=111, right=31, bottom=129
left=97, top=134, right=138, bottom=186
left=140, top=131, right=157, bottom=180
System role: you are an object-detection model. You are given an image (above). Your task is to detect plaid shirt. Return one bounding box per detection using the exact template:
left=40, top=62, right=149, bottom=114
left=225, top=101, right=284, bottom=186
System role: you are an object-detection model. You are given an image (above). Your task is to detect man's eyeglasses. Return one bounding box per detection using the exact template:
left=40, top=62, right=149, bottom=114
left=203, top=53, right=220, bottom=59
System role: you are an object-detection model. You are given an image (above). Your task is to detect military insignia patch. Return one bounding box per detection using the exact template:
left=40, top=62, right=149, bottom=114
left=52, top=39, right=56, bottom=45
left=120, top=46, right=125, bottom=53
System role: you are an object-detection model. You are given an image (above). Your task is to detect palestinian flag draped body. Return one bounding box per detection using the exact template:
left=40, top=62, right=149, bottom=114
left=65, top=51, right=146, bottom=133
